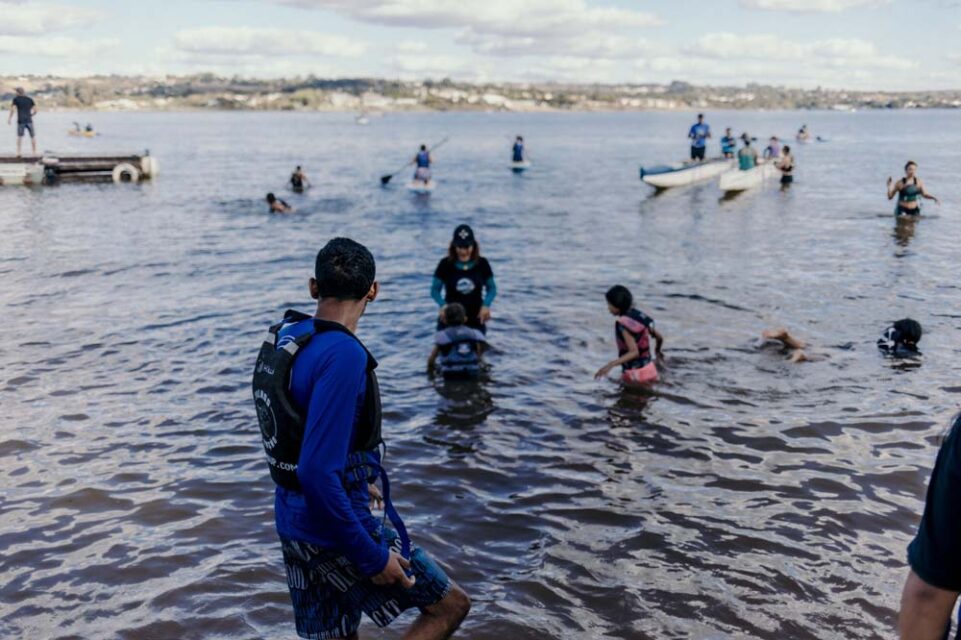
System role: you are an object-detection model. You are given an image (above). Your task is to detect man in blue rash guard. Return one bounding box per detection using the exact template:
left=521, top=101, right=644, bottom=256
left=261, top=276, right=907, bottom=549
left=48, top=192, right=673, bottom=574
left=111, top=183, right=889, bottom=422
left=900, top=415, right=961, bottom=639
left=688, top=113, right=711, bottom=162
left=431, top=224, right=496, bottom=333
left=253, top=238, right=469, bottom=639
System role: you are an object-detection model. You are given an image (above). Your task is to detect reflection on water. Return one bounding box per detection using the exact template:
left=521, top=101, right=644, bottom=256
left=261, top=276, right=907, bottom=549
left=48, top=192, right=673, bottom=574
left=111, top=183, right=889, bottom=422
left=1, top=109, right=959, bottom=639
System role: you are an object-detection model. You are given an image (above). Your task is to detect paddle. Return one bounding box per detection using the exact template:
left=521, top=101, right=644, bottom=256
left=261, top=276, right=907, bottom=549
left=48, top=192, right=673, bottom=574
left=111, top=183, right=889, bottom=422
left=380, top=137, right=449, bottom=185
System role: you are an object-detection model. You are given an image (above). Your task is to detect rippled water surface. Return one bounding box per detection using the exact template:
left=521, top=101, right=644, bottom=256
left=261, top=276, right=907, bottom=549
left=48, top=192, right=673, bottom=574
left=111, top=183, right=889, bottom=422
left=2, top=110, right=960, bottom=639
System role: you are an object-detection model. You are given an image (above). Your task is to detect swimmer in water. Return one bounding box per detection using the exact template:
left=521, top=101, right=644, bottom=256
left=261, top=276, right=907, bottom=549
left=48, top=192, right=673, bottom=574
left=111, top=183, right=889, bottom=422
left=759, top=328, right=810, bottom=363
left=289, top=166, right=310, bottom=192
left=427, top=302, right=487, bottom=378
left=878, top=318, right=922, bottom=358
left=266, top=192, right=292, bottom=214
left=595, top=285, right=665, bottom=385
left=888, top=161, right=940, bottom=217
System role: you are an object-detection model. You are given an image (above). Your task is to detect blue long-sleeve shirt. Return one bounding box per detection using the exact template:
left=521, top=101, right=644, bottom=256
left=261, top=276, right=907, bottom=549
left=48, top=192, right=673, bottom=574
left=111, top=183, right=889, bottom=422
left=273, top=318, right=389, bottom=577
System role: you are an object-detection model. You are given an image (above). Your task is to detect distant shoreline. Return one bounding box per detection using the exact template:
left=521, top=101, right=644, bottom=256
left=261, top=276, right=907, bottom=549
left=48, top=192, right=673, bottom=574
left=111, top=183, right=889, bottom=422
left=5, top=76, right=960, bottom=112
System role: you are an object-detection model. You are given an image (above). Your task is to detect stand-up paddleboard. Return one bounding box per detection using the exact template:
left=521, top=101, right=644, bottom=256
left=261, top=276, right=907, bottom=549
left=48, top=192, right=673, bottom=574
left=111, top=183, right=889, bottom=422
left=718, top=161, right=779, bottom=193
left=640, top=158, right=733, bottom=188
left=510, top=160, right=531, bottom=172
left=407, top=180, right=435, bottom=194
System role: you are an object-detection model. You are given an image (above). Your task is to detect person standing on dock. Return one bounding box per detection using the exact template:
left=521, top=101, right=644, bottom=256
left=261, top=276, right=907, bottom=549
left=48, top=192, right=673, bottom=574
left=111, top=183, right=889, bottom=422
left=7, top=87, right=37, bottom=157
left=899, top=415, right=961, bottom=639
left=688, top=113, right=711, bottom=162
left=252, top=238, right=470, bottom=640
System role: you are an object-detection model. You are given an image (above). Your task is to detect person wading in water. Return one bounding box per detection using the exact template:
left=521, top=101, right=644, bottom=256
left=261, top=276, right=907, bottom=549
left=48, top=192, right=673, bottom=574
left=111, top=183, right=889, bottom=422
left=252, top=238, right=470, bottom=640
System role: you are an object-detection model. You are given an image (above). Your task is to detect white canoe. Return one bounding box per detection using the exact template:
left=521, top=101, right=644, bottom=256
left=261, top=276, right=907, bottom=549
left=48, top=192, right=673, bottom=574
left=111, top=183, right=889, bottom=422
left=0, top=162, right=44, bottom=186
left=510, top=160, right=531, bottom=172
left=407, top=180, right=435, bottom=194
left=718, top=161, right=780, bottom=192
left=640, top=158, right=733, bottom=188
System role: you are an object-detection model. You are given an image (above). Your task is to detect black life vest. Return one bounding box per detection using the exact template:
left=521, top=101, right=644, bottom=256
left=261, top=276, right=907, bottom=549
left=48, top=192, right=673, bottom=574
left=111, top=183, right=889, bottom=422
left=252, top=309, right=383, bottom=491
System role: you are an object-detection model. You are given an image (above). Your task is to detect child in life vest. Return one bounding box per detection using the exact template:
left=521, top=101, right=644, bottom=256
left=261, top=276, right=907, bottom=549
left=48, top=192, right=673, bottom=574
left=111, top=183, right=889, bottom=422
left=595, top=285, right=665, bottom=385
left=428, top=303, right=486, bottom=378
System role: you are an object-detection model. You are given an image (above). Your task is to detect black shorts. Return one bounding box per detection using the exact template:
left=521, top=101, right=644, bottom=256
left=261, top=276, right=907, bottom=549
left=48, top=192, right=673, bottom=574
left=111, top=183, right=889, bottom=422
left=17, top=121, right=35, bottom=138
left=690, top=146, right=706, bottom=161
left=280, top=527, right=452, bottom=639
left=898, top=203, right=920, bottom=217
left=780, top=175, right=793, bottom=185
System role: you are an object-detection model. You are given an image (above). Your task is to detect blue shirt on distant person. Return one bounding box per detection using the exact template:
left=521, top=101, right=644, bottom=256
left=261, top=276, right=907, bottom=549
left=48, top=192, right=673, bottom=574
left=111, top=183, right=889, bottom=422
left=689, top=122, right=710, bottom=149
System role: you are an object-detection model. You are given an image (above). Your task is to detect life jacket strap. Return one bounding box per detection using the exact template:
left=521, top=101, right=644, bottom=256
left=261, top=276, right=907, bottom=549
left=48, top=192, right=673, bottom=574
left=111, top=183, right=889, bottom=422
left=343, top=452, right=411, bottom=561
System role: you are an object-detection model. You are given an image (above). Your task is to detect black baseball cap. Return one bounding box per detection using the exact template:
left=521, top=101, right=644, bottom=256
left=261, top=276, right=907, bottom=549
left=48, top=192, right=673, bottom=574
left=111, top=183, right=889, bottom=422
left=452, top=224, right=475, bottom=247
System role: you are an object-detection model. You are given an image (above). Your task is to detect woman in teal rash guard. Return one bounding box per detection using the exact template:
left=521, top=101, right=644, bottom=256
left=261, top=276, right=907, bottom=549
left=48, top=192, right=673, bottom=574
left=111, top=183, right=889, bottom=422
left=431, top=224, right=496, bottom=333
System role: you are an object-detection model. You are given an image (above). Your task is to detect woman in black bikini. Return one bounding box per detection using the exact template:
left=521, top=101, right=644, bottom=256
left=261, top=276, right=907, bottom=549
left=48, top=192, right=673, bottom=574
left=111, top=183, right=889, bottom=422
left=888, top=161, right=940, bottom=217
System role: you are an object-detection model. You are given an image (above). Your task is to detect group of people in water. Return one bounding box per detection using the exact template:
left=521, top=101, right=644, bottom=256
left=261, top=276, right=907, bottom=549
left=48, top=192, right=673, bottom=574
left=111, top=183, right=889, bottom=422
left=689, top=113, right=795, bottom=185
left=251, top=109, right=956, bottom=638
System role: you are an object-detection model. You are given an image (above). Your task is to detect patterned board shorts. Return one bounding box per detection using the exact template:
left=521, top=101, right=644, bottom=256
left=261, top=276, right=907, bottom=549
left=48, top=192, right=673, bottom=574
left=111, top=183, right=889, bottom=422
left=280, top=527, right=452, bottom=639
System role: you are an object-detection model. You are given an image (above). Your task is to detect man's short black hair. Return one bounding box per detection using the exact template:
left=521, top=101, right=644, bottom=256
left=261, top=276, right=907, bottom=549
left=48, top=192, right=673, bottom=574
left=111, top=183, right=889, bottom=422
left=605, top=285, right=633, bottom=314
left=314, top=238, right=376, bottom=300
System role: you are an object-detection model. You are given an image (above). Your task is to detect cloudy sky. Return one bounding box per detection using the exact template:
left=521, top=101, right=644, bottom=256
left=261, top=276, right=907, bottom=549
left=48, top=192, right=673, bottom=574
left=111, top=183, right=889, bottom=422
left=0, top=0, right=958, bottom=89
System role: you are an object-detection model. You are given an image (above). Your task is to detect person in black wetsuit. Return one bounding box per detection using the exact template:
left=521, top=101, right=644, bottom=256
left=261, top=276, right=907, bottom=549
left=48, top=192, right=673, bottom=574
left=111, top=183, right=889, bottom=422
left=888, top=161, right=939, bottom=217
left=289, top=166, right=310, bottom=192
left=900, top=415, right=961, bottom=639
left=878, top=318, right=922, bottom=358
left=431, top=224, right=496, bottom=333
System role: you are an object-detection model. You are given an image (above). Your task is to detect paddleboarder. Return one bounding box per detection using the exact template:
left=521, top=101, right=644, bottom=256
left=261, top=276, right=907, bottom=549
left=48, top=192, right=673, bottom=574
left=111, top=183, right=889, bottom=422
left=413, top=144, right=432, bottom=185
left=688, top=113, right=711, bottom=162
left=512, top=136, right=525, bottom=163
left=888, top=161, right=939, bottom=217
left=252, top=238, right=470, bottom=640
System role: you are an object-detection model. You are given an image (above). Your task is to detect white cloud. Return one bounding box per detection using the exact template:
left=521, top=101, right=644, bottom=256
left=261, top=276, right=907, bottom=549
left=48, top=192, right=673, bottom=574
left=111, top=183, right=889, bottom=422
left=279, top=0, right=661, bottom=35
left=740, top=0, right=886, bottom=11
left=173, top=26, right=366, bottom=57
left=0, top=34, right=117, bottom=57
left=456, top=32, right=651, bottom=58
left=277, top=0, right=659, bottom=60
left=396, top=40, right=428, bottom=53
left=684, top=32, right=913, bottom=70
left=0, top=1, right=99, bottom=35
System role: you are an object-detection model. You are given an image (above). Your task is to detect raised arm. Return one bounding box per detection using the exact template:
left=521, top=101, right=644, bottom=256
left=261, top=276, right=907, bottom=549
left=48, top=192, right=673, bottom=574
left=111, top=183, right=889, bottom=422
left=887, top=177, right=900, bottom=200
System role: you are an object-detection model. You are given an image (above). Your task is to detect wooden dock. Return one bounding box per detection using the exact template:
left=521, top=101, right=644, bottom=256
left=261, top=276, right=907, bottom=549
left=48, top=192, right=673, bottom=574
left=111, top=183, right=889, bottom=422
left=0, top=152, right=158, bottom=186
